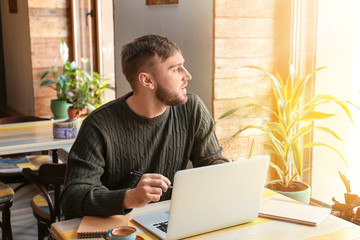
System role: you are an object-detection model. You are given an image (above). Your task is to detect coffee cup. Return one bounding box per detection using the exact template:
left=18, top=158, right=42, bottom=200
left=107, top=226, right=137, bottom=240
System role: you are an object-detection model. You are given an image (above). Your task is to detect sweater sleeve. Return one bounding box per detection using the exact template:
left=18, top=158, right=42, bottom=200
left=60, top=118, right=131, bottom=219
left=189, top=95, right=229, bottom=167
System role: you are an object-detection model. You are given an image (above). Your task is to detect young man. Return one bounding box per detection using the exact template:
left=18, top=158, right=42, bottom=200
left=61, top=35, right=228, bottom=219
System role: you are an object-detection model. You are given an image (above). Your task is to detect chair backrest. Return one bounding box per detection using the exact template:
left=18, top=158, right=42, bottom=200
left=22, top=163, right=67, bottom=224
left=0, top=115, right=50, bottom=124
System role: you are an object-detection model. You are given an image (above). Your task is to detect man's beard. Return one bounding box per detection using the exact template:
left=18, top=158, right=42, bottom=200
left=155, top=83, right=188, bottom=106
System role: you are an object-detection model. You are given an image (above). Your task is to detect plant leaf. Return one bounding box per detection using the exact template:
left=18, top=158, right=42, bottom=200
left=291, top=67, right=326, bottom=110
left=219, top=103, right=279, bottom=120
left=285, top=63, right=295, bottom=100
left=306, top=94, right=337, bottom=106
left=267, top=122, right=287, bottom=142
left=269, top=161, right=284, bottom=181
left=40, top=79, right=55, bottom=86
left=60, top=40, right=69, bottom=64
left=288, top=173, right=298, bottom=186
left=291, top=142, right=303, bottom=178
left=41, top=71, right=51, bottom=79
left=290, top=125, right=312, bottom=143
left=306, top=94, right=354, bottom=125
left=303, top=142, right=348, bottom=167
left=333, top=100, right=354, bottom=125
left=227, top=125, right=265, bottom=142
left=264, top=143, right=283, bottom=159
left=244, top=65, right=285, bottom=103
left=314, top=126, right=342, bottom=141
left=338, top=170, right=351, bottom=193
left=218, top=106, right=241, bottom=119
left=298, top=110, right=335, bottom=121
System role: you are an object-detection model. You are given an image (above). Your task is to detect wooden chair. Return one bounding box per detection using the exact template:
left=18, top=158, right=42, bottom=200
left=0, top=155, right=54, bottom=191
left=22, top=163, right=67, bottom=240
left=0, top=182, right=14, bottom=240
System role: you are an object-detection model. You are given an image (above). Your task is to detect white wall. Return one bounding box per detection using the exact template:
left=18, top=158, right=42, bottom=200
left=1, top=0, right=33, bottom=115
left=113, top=0, right=213, bottom=112
left=312, top=0, right=360, bottom=203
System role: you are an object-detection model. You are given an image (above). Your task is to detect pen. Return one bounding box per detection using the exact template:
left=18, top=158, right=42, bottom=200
left=131, top=171, right=173, bottom=189
left=248, top=139, right=255, bottom=159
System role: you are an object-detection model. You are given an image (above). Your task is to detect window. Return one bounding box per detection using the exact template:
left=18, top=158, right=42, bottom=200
left=294, top=0, right=360, bottom=204
left=71, top=0, right=115, bottom=102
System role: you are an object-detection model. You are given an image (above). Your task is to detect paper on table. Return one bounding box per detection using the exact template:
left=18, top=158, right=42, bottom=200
left=259, top=197, right=331, bottom=226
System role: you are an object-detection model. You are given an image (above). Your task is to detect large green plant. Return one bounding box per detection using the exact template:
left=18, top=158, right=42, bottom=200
left=220, top=64, right=354, bottom=188
left=40, top=40, right=78, bottom=101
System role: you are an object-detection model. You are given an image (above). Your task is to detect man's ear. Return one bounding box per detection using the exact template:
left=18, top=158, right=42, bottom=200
left=138, top=72, right=155, bottom=90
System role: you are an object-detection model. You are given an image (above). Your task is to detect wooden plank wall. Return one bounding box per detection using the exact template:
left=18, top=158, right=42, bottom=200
left=213, top=0, right=290, bottom=161
left=28, top=0, right=72, bottom=116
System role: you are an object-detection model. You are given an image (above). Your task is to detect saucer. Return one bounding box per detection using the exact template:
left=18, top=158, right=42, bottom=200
left=104, top=235, right=144, bottom=240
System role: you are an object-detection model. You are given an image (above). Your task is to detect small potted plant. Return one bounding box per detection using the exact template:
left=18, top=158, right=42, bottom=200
left=66, top=67, right=115, bottom=118
left=66, top=68, right=89, bottom=118
left=86, top=71, right=115, bottom=111
left=220, top=64, right=355, bottom=203
left=40, top=40, right=76, bottom=119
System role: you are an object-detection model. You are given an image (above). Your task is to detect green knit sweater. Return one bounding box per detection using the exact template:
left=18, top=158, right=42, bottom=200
left=61, top=92, right=227, bottom=219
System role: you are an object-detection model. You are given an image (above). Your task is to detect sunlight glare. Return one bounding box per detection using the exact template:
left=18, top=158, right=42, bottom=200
left=348, top=2, right=360, bottom=195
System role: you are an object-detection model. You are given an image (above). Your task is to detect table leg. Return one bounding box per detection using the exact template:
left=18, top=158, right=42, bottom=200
left=52, top=150, right=58, bottom=163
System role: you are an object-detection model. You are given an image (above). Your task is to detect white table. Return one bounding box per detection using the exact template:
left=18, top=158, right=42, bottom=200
left=0, top=120, right=78, bottom=162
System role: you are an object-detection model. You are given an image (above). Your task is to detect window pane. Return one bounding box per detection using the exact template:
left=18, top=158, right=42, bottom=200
left=97, top=0, right=115, bottom=102
left=72, top=0, right=97, bottom=73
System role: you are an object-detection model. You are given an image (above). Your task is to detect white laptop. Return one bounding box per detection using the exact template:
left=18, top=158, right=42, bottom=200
left=132, top=156, right=270, bottom=240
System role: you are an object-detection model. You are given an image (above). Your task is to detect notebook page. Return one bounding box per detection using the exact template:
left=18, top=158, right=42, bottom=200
left=259, top=197, right=331, bottom=226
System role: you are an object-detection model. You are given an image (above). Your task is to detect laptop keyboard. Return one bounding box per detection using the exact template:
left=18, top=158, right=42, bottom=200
left=153, top=221, right=168, bottom=233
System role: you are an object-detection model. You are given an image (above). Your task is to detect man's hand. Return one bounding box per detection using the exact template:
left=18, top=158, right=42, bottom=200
left=124, top=173, right=171, bottom=209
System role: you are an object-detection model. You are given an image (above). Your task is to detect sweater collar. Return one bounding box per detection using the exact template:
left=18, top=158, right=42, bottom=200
left=120, top=92, right=170, bottom=125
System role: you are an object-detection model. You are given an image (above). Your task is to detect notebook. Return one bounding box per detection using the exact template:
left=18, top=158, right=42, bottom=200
left=259, top=197, right=331, bottom=226
left=77, top=214, right=130, bottom=238
left=132, top=156, right=270, bottom=240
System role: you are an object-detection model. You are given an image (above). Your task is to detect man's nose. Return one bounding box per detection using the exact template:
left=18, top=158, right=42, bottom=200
left=183, top=67, right=192, bottom=81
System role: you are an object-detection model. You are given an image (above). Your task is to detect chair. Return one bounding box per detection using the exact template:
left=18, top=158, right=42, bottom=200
left=0, top=115, right=50, bottom=124
left=0, top=155, right=54, bottom=191
left=0, top=115, right=52, bottom=191
left=22, top=163, right=67, bottom=240
left=0, top=182, right=14, bottom=240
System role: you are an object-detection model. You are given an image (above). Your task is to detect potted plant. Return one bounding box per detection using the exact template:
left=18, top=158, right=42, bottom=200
left=40, top=40, right=76, bottom=119
left=66, top=68, right=89, bottom=118
left=66, top=67, right=115, bottom=118
left=219, top=64, right=354, bottom=204
left=86, top=71, right=115, bottom=110
left=41, top=41, right=115, bottom=119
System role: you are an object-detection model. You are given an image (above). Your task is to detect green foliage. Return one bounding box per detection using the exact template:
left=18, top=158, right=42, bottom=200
left=67, top=70, right=115, bottom=111
left=40, top=40, right=78, bottom=101
left=40, top=40, right=114, bottom=112
left=219, top=64, right=355, bottom=188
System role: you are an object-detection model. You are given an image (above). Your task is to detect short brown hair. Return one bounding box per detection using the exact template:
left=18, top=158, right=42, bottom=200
left=121, top=35, right=180, bottom=90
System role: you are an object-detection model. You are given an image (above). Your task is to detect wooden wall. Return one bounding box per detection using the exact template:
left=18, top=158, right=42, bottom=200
left=28, top=0, right=72, bottom=116
left=213, top=0, right=291, bottom=161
